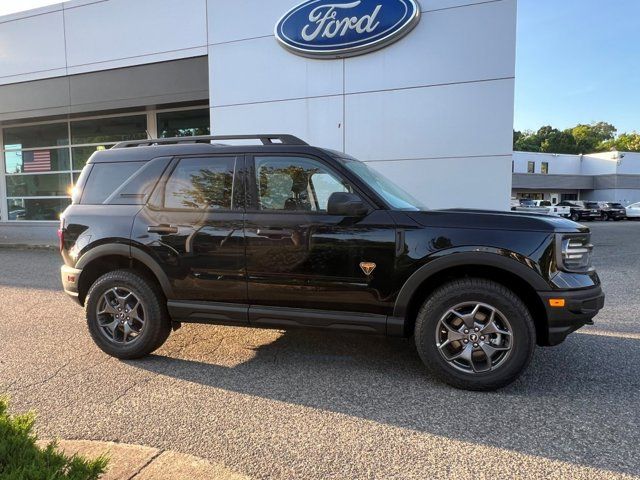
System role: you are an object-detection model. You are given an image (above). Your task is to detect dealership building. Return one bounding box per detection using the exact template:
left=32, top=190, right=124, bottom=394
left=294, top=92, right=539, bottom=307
left=512, top=150, right=640, bottom=205
left=0, top=0, right=516, bottom=235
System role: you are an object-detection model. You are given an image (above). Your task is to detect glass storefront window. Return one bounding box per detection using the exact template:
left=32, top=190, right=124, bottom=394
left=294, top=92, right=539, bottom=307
left=3, top=123, right=68, bottom=149
left=6, top=174, right=71, bottom=197
left=4, top=148, right=70, bottom=174
left=157, top=109, right=210, bottom=138
left=71, top=115, right=147, bottom=144
left=2, top=108, right=207, bottom=221
left=7, top=198, right=71, bottom=221
left=72, top=146, right=108, bottom=170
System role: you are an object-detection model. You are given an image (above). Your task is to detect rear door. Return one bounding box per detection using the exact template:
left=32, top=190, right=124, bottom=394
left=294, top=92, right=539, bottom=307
left=132, top=154, right=247, bottom=322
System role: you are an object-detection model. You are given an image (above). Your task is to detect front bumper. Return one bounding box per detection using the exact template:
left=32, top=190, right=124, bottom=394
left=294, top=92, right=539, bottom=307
left=537, top=286, right=605, bottom=346
left=61, top=264, right=82, bottom=304
left=607, top=210, right=626, bottom=219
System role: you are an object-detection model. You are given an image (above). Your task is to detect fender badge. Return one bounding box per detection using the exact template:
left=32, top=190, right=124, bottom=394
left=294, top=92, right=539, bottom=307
left=360, top=262, right=377, bottom=276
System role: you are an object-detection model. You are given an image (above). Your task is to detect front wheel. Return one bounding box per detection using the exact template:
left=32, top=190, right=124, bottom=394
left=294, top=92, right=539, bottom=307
left=85, top=270, right=171, bottom=359
left=414, top=278, right=536, bottom=391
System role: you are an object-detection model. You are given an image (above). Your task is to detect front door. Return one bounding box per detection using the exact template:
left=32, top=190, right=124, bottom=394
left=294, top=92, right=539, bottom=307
left=244, top=154, right=397, bottom=330
left=132, top=154, right=247, bottom=322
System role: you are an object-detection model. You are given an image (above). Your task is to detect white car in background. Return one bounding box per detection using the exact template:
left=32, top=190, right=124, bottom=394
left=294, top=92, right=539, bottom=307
left=626, top=202, right=640, bottom=219
left=531, top=200, right=571, bottom=218
left=510, top=199, right=549, bottom=214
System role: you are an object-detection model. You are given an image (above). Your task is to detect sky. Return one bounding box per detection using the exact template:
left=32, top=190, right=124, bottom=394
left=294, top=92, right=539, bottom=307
left=1, top=0, right=639, bottom=135
left=515, top=0, right=640, bottom=134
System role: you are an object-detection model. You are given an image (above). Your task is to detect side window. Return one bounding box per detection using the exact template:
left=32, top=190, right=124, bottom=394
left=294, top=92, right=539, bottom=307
left=81, top=162, right=145, bottom=204
left=527, top=161, right=535, bottom=174
left=164, top=156, right=236, bottom=210
left=254, top=156, right=351, bottom=212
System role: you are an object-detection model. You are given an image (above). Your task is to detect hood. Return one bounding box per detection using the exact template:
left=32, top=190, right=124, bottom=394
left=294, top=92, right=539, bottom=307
left=407, top=209, right=588, bottom=233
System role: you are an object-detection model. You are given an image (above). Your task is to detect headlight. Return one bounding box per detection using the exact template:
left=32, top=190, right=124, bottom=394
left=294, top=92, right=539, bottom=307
left=556, top=234, right=593, bottom=272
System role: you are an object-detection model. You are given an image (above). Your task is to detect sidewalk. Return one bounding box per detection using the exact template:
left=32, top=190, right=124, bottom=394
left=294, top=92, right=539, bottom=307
left=38, top=440, right=250, bottom=480
left=0, top=223, right=57, bottom=249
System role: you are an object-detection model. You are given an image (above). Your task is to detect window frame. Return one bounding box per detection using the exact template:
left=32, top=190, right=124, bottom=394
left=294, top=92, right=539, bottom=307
left=541, top=162, right=549, bottom=175
left=246, top=153, right=369, bottom=215
left=527, top=161, right=535, bottom=174
left=150, top=154, right=244, bottom=213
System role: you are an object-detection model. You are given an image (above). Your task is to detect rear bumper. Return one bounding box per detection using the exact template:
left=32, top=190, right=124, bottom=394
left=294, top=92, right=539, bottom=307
left=61, top=264, right=82, bottom=304
left=538, top=286, right=605, bottom=346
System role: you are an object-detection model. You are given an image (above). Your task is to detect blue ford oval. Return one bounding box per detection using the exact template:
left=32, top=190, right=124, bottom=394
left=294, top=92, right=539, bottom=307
left=275, top=0, right=421, bottom=58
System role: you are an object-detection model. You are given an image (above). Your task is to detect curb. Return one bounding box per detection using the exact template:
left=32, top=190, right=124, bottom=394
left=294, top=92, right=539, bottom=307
left=0, top=243, right=57, bottom=251
left=37, top=439, right=250, bottom=480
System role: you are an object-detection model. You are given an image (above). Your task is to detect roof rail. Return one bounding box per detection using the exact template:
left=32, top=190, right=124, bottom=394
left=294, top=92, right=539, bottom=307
left=111, top=134, right=308, bottom=149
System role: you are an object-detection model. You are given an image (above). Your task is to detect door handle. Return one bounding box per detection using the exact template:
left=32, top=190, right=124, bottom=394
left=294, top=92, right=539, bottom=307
left=148, top=224, right=178, bottom=234
left=256, top=228, right=293, bottom=239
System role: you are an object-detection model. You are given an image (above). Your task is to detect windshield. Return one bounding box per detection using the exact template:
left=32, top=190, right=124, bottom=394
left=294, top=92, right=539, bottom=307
left=336, top=156, right=427, bottom=211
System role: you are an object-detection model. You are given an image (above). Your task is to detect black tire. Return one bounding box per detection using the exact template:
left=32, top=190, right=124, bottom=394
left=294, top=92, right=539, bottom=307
left=414, top=278, right=536, bottom=391
left=571, top=213, right=580, bottom=222
left=85, top=270, right=171, bottom=359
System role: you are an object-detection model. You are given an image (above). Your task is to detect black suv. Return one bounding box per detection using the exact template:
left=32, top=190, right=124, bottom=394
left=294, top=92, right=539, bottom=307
left=59, top=135, right=604, bottom=391
left=599, top=202, right=626, bottom=221
left=557, top=201, right=601, bottom=222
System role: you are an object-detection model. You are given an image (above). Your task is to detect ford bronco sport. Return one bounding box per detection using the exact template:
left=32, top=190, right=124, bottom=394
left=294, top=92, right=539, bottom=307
left=59, top=134, right=605, bottom=390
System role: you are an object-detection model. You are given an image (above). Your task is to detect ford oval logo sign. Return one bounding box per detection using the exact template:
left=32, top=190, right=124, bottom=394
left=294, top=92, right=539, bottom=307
left=275, top=0, right=421, bottom=59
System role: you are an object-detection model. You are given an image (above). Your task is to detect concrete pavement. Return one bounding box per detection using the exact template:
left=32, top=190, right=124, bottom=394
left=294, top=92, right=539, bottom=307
left=36, top=440, right=249, bottom=479
left=1, top=222, right=639, bottom=479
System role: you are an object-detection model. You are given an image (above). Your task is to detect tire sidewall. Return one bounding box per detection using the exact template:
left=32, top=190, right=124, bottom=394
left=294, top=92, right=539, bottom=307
left=85, top=270, right=167, bottom=359
left=415, top=280, right=535, bottom=390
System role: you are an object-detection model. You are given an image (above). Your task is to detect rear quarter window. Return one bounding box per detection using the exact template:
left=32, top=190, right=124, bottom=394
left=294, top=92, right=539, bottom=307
left=81, top=162, right=145, bottom=204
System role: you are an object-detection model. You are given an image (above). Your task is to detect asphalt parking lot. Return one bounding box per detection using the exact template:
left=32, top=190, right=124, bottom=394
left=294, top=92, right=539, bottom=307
left=1, top=221, right=639, bottom=479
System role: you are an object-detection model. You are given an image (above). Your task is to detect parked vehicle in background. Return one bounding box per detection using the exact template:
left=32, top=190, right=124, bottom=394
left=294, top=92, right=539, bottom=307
left=531, top=200, right=570, bottom=218
left=510, top=199, right=549, bottom=215
left=626, top=202, right=640, bottom=219
left=8, top=209, right=26, bottom=221
left=557, top=201, right=600, bottom=222
left=598, top=202, right=626, bottom=221
left=57, top=134, right=605, bottom=391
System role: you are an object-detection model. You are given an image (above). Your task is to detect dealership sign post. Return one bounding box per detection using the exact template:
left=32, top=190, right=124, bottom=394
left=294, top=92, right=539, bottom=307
left=275, top=0, right=421, bottom=58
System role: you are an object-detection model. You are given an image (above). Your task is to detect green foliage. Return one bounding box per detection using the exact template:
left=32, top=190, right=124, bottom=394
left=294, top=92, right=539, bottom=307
left=599, top=132, right=640, bottom=152
left=0, top=397, right=108, bottom=480
left=513, top=122, right=640, bottom=154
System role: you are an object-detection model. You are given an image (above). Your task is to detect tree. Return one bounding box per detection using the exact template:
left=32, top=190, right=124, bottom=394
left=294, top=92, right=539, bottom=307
left=513, top=122, right=633, bottom=154
left=513, top=130, right=541, bottom=152
left=571, top=122, right=616, bottom=153
left=599, top=132, right=640, bottom=152
left=537, top=126, right=578, bottom=154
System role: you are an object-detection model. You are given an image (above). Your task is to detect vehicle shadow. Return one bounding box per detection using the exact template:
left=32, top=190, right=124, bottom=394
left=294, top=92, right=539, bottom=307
left=129, top=327, right=640, bottom=476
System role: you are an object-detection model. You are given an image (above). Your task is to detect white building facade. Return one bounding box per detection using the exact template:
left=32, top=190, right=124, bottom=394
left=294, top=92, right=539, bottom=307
left=512, top=151, right=640, bottom=205
left=0, top=0, right=517, bottom=229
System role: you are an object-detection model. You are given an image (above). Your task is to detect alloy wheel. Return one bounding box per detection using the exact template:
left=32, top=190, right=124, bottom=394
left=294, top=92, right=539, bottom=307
left=435, top=302, right=513, bottom=374
left=96, top=287, right=146, bottom=344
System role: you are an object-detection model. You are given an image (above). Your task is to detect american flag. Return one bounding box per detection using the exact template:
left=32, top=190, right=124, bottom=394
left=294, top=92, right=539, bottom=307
left=24, top=150, right=52, bottom=173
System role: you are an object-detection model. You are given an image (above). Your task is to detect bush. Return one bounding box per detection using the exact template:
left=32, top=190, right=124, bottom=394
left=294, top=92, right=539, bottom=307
left=0, top=397, right=108, bottom=480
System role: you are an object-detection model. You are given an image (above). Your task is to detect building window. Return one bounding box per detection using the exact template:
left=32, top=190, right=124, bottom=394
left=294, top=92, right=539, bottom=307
left=2, top=107, right=209, bottom=221
left=541, top=162, right=549, bottom=174
left=157, top=109, right=210, bottom=138
left=2, top=114, right=148, bottom=221
left=527, top=161, right=535, bottom=174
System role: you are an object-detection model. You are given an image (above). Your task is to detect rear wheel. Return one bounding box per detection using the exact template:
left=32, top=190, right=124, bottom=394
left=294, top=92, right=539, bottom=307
left=571, top=212, right=580, bottom=222
left=85, top=270, right=171, bottom=359
left=414, top=278, right=536, bottom=391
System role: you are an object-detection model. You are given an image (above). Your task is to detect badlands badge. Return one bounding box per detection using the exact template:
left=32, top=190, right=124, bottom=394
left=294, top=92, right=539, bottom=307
left=359, top=262, right=377, bottom=276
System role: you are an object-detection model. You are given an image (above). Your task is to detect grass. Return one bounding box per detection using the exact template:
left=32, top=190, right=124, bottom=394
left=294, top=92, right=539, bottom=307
left=0, top=397, right=108, bottom=480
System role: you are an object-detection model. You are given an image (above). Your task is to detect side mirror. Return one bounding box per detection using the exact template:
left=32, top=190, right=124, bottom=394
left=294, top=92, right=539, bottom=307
left=327, top=192, right=368, bottom=217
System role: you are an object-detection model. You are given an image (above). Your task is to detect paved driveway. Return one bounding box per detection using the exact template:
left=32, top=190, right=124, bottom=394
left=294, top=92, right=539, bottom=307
left=1, top=222, right=639, bottom=479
